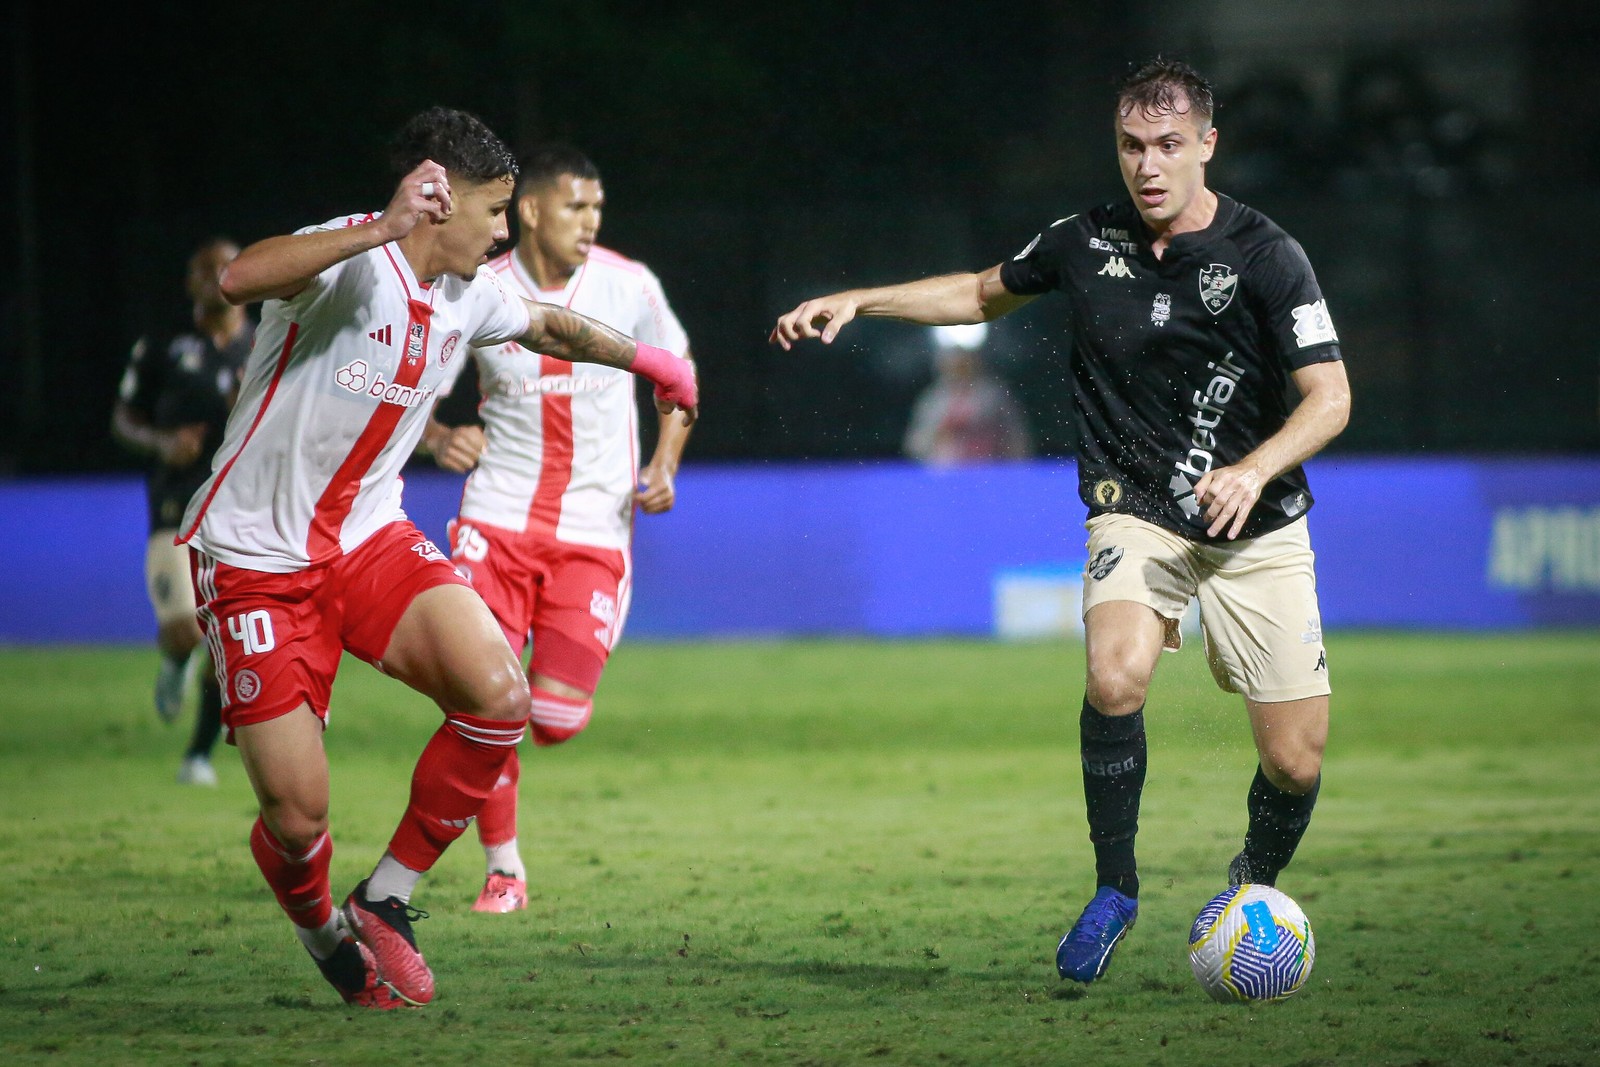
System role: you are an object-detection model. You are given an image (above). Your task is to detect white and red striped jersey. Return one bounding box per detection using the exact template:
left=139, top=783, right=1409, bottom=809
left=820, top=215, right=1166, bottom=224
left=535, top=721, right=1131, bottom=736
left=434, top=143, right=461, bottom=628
left=453, top=245, right=689, bottom=550
left=179, top=214, right=532, bottom=572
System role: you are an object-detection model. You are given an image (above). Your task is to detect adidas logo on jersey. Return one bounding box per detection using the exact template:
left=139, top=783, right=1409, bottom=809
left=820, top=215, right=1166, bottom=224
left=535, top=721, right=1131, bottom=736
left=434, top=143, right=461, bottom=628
left=1098, top=256, right=1134, bottom=278
left=367, top=324, right=393, bottom=345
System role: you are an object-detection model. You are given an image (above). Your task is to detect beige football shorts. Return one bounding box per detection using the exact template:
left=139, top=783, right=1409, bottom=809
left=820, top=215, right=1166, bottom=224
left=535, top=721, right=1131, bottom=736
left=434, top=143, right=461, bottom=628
left=145, top=531, right=199, bottom=627
left=1080, top=513, right=1331, bottom=703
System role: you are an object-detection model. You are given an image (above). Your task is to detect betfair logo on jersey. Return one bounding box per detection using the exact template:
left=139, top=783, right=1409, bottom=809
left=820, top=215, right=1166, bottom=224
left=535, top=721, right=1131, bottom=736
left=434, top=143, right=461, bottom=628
left=334, top=359, right=437, bottom=408
left=1199, top=263, right=1238, bottom=315
left=1169, top=350, right=1247, bottom=521
left=1098, top=256, right=1135, bottom=278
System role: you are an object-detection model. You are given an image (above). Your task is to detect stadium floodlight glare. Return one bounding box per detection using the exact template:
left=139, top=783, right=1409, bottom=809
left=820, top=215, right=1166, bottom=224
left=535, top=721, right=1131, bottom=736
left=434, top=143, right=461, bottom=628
left=930, top=322, right=989, bottom=351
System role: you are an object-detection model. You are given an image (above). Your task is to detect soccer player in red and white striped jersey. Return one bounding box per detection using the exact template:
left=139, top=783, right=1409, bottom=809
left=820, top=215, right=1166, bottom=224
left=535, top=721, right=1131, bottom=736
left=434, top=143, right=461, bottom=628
left=180, top=109, right=696, bottom=1008
left=422, top=144, right=695, bottom=914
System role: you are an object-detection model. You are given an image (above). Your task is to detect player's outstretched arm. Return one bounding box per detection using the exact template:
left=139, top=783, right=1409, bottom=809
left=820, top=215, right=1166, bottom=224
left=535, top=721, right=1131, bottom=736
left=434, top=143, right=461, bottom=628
left=769, top=266, right=1034, bottom=349
left=521, top=302, right=698, bottom=425
left=1193, top=360, right=1351, bottom=539
left=220, top=162, right=452, bottom=305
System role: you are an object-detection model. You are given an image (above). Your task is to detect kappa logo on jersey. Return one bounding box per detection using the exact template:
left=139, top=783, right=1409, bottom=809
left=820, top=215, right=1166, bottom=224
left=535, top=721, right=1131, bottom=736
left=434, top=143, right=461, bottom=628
left=1098, top=256, right=1135, bottom=279
left=1093, top=479, right=1123, bottom=506
left=367, top=324, right=394, bottom=346
left=1151, top=293, right=1172, bottom=326
left=335, top=359, right=437, bottom=408
left=1199, top=263, right=1238, bottom=315
left=1291, top=299, right=1339, bottom=348
left=1086, top=546, right=1124, bottom=581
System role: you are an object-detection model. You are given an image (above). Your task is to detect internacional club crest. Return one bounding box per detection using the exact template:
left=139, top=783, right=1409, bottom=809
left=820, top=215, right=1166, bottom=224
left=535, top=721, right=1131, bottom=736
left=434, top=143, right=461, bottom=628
left=1199, top=263, right=1238, bottom=315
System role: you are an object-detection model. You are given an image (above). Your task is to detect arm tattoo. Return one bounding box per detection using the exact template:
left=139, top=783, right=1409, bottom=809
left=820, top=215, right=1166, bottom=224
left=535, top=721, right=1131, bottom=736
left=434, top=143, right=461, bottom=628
left=525, top=305, right=636, bottom=368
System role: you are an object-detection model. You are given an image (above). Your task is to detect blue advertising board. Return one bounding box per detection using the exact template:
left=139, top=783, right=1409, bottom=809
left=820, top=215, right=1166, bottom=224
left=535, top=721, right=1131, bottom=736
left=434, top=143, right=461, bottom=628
left=3, top=457, right=1596, bottom=644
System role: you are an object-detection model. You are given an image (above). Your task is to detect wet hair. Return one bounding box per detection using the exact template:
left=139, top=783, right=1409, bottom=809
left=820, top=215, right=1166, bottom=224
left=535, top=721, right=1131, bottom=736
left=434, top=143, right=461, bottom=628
left=389, top=106, right=519, bottom=184
left=1117, top=57, right=1216, bottom=129
left=515, top=142, right=601, bottom=199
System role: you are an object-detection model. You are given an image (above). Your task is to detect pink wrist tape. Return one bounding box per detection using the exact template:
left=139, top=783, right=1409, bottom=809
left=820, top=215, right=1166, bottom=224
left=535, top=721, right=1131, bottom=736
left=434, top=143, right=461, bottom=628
left=632, top=344, right=697, bottom=408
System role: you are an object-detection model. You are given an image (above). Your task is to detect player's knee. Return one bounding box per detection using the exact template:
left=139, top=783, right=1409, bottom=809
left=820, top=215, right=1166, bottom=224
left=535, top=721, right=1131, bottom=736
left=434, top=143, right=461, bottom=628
left=471, top=670, right=533, bottom=723
left=259, top=804, right=328, bottom=853
left=1084, top=664, right=1151, bottom=717
left=1261, top=744, right=1323, bottom=794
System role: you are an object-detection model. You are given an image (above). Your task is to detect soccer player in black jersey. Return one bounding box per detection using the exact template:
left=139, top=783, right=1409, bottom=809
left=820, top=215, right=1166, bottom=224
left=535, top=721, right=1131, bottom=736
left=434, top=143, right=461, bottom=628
left=113, top=237, right=255, bottom=786
left=772, top=57, right=1351, bottom=985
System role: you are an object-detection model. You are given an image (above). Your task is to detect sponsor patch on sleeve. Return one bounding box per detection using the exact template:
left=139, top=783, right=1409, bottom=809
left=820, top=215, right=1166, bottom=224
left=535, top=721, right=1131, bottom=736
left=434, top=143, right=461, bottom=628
left=1290, top=299, right=1338, bottom=348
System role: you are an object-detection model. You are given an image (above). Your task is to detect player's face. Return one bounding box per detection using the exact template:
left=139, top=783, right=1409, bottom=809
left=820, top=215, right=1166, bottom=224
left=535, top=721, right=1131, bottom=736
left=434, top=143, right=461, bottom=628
left=440, top=175, right=516, bottom=279
left=1115, top=99, right=1217, bottom=234
left=523, top=175, right=605, bottom=275
left=186, top=242, right=239, bottom=311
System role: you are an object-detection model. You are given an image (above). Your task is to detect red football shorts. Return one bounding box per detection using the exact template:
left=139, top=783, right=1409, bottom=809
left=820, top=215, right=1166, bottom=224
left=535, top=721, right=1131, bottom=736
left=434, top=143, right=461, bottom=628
left=189, top=520, right=469, bottom=739
left=447, top=518, right=629, bottom=693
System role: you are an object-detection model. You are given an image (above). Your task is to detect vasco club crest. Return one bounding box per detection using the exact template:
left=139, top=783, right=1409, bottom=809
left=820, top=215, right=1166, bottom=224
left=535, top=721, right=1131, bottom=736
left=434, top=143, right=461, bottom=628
left=1199, top=263, right=1238, bottom=315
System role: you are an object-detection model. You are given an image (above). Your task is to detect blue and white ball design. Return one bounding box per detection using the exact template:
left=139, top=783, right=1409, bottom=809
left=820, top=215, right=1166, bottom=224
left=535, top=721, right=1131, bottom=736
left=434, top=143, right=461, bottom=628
left=1188, top=884, right=1315, bottom=1003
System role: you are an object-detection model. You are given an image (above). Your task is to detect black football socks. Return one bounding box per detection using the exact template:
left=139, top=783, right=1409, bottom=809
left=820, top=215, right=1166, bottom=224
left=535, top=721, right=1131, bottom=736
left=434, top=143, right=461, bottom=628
left=186, top=671, right=224, bottom=760
left=1080, top=698, right=1146, bottom=898
left=1239, top=764, right=1321, bottom=885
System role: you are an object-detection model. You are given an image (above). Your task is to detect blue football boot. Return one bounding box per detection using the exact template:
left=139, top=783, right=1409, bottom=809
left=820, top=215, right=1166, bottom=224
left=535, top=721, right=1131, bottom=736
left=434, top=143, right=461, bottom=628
left=1056, top=886, right=1139, bottom=983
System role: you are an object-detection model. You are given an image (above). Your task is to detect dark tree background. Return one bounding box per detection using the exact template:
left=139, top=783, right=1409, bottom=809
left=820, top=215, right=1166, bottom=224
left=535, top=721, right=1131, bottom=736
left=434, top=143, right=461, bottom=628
left=4, top=2, right=1597, bottom=476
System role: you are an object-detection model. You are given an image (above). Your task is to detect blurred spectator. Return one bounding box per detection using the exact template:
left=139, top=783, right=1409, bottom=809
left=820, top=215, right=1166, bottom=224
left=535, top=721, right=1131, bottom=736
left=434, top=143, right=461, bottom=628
left=1333, top=50, right=1498, bottom=197
left=903, top=338, right=1033, bottom=465
left=111, top=237, right=254, bottom=786
left=1214, top=70, right=1331, bottom=194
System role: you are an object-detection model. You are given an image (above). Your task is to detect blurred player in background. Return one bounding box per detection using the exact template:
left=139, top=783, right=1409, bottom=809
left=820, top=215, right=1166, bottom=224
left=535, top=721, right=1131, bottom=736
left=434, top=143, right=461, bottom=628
left=902, top=342, right=1033, bottom=466
left=112, top=237, right=254, bottom=785
left=179, top=107, right=697, bottom=1009
left=772, top=58, right=1349, bottom=986
left=423, top=143, right=696, bottom=914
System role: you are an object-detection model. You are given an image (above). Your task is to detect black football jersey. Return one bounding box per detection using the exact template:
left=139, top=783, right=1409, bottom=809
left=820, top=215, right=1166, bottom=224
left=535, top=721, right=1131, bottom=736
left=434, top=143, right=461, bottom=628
left=117, top=322, right=255, bottom=532
left=1000, top=193, right=1342, bottom=543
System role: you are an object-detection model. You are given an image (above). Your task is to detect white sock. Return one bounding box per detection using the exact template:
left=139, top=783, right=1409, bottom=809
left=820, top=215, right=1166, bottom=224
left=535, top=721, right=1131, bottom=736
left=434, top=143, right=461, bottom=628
left=295, top=912, right=347, bottom=960
left=485, top=839, right=525, bottom=881
left=365, top=852, right=423, bottom=904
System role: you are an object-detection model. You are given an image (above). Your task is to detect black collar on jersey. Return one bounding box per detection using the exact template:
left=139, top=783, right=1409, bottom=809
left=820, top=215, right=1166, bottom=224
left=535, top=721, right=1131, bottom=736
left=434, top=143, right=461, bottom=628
left=1135, top=192, right=1239, bottom=272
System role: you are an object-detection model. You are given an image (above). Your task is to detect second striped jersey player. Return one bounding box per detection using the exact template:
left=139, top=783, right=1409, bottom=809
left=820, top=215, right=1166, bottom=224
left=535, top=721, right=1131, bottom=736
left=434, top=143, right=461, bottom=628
left=423, top=144, right=696, bottom=914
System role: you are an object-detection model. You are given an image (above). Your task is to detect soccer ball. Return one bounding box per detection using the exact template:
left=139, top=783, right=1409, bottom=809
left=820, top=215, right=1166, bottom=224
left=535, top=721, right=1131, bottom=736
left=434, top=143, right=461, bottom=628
left=1187, top=884, right=1315, bottom=1003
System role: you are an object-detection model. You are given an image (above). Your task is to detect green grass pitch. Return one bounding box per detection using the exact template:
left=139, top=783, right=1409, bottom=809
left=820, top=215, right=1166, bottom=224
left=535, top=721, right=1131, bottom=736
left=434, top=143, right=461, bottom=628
left=2, top=633, right=1597, bottom=1065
